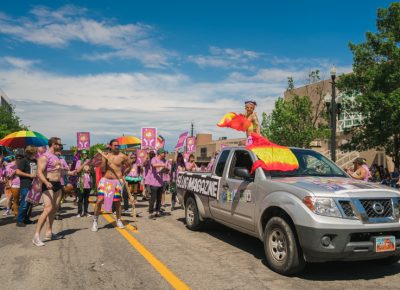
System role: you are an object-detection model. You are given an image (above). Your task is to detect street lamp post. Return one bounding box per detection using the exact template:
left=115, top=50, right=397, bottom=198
left=330, top=66, right=337, bottom=162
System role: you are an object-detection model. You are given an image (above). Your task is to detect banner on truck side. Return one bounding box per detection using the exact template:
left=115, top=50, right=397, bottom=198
left=176, top=172, right=220, bottom=199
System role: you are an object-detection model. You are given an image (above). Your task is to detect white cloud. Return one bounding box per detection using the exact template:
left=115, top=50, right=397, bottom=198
left=0, top=64, right=284, bottom=148
left=0, top=5, right=171, bottom=67
left=188, top=46, right=263, bottom=69
left=1, top=56, right=40, bottom=69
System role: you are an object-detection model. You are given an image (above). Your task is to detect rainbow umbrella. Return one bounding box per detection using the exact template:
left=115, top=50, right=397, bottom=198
left=117, top=135, right=141, bottom=149
left=0, top=130, right=48, bottom=148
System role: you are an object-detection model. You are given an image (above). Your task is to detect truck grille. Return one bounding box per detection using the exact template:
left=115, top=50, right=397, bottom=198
left=338, top=200, right=355, bottom=217
left=359, top=199, right=393, bottom=218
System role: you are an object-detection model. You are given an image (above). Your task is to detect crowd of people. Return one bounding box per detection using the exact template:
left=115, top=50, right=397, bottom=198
left=0, top=137, right=216, bottom=246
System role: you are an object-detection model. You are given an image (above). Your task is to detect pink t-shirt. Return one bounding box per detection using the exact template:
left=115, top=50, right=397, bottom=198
left=128, top=163, right=140, bottom=178
left=76, top=160, right=91, bottom=189
left=146, top=157, right=166, bottom=187
left=163, top=161, right=171, bottom=182
left=6, top=162, right=20, bottom=188
left=362, top=164, right=371, bottom=182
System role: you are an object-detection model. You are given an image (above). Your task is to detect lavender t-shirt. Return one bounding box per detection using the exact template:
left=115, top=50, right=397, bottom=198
left=146, top=157, right=166, bottom=187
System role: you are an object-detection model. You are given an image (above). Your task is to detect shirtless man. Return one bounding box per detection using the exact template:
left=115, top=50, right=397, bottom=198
left=33, top=137, right=75, bottom=246
left=91, top=139, right=130, bottom=232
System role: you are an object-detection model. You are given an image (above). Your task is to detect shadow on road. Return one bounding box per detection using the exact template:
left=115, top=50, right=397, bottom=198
left=57, top=228, right=85, bottom=238
left=179, top=218, right=400, bottom=280
left=299, top=260, right=400, bottom=281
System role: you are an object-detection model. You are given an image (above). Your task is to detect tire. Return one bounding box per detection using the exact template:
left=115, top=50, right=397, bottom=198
left=373, top=255, right=400, bottom=265
left=185, top=196, right=202, bottom=231
left=263, top=216, right=306, bottom=275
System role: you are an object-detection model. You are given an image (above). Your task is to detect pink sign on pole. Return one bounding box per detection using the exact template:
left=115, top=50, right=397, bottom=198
left=77, top=132, right=90, bottom=150
left=186, top=136, right=196, bottom=153
left=141, top=128, right=157, bottom=150
left=175, top=131, right=189, bottom=150
left=136, top=149, right=147, bottom=165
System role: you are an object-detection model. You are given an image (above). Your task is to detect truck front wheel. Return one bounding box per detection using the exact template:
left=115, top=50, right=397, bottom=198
left=185, top=196, right=202, bottom=231
left=264, top=217, right=305, bottom=275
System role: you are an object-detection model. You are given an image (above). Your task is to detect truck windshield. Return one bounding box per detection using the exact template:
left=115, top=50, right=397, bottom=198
left=268, top=148, right=347, bottom=178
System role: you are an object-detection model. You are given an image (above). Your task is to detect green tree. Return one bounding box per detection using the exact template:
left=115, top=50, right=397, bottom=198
left=0, top=105, right=28, bottom=139
left=261, top=95, right=329, bottom=148
left=337, top=3, right=400, bottom=167
left=89, top=143, right=106, bottom=157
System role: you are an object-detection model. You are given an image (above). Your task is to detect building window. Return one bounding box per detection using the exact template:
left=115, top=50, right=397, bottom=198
left=200, top=147, right=207, bottom=157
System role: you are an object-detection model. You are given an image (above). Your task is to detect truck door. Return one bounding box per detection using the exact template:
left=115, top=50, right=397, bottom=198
left=210, top=149, right=256, bottom=231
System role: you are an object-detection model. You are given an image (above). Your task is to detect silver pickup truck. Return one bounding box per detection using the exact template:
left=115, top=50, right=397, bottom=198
left=177, top=147, right=400, bottom=275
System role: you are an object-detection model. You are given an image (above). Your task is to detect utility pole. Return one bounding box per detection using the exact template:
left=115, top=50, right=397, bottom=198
left=191, top=121, right=194, bottom=137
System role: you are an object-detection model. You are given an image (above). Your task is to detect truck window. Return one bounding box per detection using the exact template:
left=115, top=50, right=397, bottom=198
left=215, top=150, right=230, bottom=177
left=228, top=150, right=254, bottom=179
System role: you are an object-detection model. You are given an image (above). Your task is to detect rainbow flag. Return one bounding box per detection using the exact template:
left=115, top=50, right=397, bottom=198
left=246, top=133, right=299, bottom=173
left=217, top=112, right=252, bottom=132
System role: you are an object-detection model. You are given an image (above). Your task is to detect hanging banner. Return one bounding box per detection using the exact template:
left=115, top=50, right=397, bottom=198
left=141, top=128, right=157, bottom=150
left=175, top=131, right=189, bottom=150
left=77, top=132, right=90, bottom=150
left=136, top=149, right=147, bottom=165
left=155, top=135, right=165, bottom=150
left=186, top=136, right=196, bottom=153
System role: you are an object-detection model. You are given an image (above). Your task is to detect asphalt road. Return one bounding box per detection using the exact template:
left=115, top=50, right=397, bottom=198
left=1, top=195, right=400, bottom=290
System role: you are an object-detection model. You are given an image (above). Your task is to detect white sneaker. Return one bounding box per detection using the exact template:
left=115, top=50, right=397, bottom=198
left=3, top=209, right=10, bottom=216
left=91, top=220, right=98, bottom=232
left=32, top=237, right=45, bottom=247
left=75, top=214, right=82, bottom=218
left=116, top=219, right=124, bottom=229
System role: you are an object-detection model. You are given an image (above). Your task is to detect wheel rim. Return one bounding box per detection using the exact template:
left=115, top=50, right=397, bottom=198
left=186, top=201, right=195, bottom=225
left=269, top=228, right=287, bottom=262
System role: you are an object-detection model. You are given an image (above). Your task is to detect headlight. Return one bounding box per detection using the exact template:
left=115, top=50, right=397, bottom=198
left=303, top=196, right=342, bottom=218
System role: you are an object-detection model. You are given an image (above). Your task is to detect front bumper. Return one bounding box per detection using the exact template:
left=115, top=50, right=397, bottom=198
left=296, top=225, right=400, bottom=262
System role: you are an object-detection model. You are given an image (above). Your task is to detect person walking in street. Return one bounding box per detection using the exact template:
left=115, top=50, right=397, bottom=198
left=91, top=139, right=130, bottom=232
left=33, top=137, right=71, bottom=246
left=170, top=151, right=186, bottom=210
left=146, top=148, right=168, bottom=218
left=75, top=150, right=92, bottom=217
left=3, top=155, right=20, bottom=216
left=124, top=153, right=142, bottom=213
left=15, top=146, right=37, bottom=227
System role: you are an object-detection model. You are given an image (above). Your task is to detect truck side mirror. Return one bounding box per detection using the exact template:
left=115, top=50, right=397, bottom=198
left=234, top=167, right=251, bottom=179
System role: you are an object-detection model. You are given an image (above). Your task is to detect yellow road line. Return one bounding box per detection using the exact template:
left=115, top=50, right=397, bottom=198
left=101, top=213, right=190, bottom=290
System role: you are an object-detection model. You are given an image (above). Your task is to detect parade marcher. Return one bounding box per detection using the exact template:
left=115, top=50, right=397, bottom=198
left=55, top=148, right=71, bottom=220
left=143, top=150, right=156, bottom=200
left=75, top=150, right=92, bottom=217
left=15, top=146, right=37, bottom=227
left=3, top=155, right=20, bottom=216
left=33, top=137, right=73, bottom=246
left=161, top=157, right=172, bottom=209
left=170, top=151, right=186, bottom=210
left=91, top=139, right=130, bottom=232
left=0, top=155, right=5, bottom=201
left=124, top=153, right=142, bottom=213
left=146, top=148, right=168, bottom=218
left=186, top=154, right=198, bottom=172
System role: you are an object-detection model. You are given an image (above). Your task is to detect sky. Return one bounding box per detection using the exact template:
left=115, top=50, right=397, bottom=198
left=0, top=0, right=394, bottom=149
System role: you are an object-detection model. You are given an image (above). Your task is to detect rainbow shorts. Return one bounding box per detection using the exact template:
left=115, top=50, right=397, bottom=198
left=97, top=178, right=122, bottom=202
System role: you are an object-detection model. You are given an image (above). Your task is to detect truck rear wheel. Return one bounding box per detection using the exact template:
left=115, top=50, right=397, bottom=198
left=264, top=217, right=305, bottom=275
left=185, top=196, right=202, bottom=231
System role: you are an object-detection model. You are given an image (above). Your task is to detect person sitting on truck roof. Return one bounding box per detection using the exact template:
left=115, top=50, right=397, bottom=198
left=244, top=100, right=261, bottom=137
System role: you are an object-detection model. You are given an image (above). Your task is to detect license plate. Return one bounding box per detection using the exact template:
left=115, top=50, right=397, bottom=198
left=374, top=236, right=396, bottom=253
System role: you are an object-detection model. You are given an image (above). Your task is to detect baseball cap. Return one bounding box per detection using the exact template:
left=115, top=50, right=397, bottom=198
left=157, top=148, right=166, bottom=155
